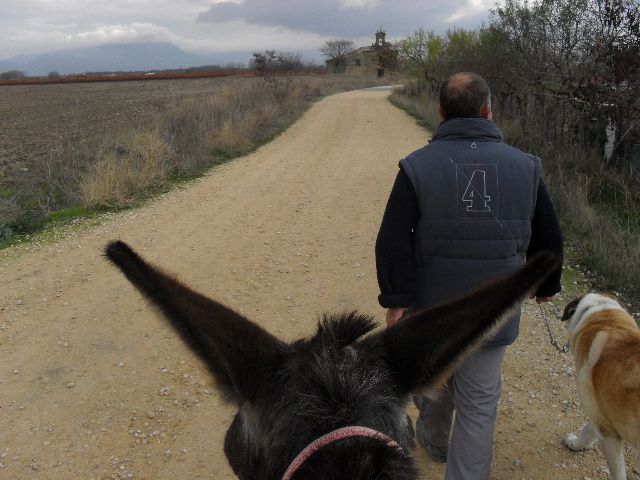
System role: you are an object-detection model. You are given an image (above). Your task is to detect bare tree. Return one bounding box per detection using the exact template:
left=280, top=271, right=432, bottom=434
left=276, top=52, right=303, bottom=73
left=250, top=50, right=278, bottom=76
left=320, top=39, right=354, bottom=73
left=0, top=70, right=25, bottom=80
left=491, top=0, right=640, bottom=161
left=397, top=28, right=443, bottom=93
left=250, top=50, right=306, bottom=76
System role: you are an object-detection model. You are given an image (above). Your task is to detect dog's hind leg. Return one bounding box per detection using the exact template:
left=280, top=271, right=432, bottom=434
left=564, top=421, right=598, bottom=451
left=599, top=436, right=626, bottom=480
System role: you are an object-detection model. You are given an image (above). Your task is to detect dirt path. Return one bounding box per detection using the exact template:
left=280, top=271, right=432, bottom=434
left=0, top=89, right=637, bottom=479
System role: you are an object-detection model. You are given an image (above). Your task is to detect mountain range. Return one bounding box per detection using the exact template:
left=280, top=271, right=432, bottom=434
left=0, top=43, right=253, bottom=76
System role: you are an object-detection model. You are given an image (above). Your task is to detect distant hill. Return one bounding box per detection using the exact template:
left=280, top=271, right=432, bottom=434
left=0, top=43, right=251, bottom=76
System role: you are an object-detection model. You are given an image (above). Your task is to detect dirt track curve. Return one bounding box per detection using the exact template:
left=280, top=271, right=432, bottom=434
left=1, top=88, right=637, bottom=479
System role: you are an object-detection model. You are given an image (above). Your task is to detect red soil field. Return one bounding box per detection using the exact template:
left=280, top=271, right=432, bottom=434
left=0, top=69, right=257, bottom=86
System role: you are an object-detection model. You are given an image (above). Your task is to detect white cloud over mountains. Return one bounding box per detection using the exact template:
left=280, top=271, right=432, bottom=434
left=0, top=0, right=494, bottom=60
left=197, top=0, right=441, bottom=37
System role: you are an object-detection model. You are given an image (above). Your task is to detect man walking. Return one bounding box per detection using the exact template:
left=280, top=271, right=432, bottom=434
left=376, top=72, right=563, bottom=479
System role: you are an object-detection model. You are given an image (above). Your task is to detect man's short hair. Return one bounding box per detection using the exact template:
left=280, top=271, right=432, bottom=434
left=439, top=72, right=491, bottom=120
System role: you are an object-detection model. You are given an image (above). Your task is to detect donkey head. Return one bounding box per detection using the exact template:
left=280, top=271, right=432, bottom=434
left=105, top=241, right=558, bottom=480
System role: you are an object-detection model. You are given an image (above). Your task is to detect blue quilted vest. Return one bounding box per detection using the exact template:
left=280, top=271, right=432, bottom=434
left=400, top=118, right=541, bottom=345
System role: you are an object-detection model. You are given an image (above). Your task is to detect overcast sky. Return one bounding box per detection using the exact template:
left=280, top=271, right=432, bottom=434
left=0, top=0, right=496, bottom=61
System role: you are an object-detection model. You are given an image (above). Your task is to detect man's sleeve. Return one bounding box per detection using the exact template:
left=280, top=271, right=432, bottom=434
left=527, top=178, right=564, bottom=297
left=375, top=167, right=420, bottom=308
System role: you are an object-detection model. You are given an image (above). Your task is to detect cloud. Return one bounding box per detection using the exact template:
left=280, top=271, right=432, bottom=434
left=196, top=0, right=474, bottom=38
left=0, top=19, right=330, bottom=61
left=446, top=0, right=495, bottom=23
left=0, top=22, right=178, bottom=59
left=72, top=23, right=175, bottom=45
left=0, top=0, right=494, bottom=60
left=182, top=20, right=329, bottom=53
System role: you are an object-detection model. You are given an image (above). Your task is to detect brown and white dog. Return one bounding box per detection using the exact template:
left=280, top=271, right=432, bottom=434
left=561, top=293, right=640, bottom=480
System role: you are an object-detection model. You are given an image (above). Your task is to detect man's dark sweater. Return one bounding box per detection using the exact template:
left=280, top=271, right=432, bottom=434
left=376, top=169, right=563, bottom=309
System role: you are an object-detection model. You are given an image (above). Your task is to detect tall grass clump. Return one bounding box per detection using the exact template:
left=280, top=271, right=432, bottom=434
left=549, top=169, right=640, bottom=291
left=162, top=80, right=302, bottom=162
left=81, top=130, right=173, bottom=207
left=389, top=82, right=439, bottom=131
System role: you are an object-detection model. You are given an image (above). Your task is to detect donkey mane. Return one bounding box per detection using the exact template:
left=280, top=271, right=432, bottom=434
left=289, top=313, right=402, bottom=433
left=314, top=311, right=378, bottom=347
left=105, top=240, right=559, bottom=479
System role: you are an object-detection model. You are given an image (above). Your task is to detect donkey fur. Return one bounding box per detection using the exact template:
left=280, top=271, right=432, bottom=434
left=105, top=241, right=558, bottom=480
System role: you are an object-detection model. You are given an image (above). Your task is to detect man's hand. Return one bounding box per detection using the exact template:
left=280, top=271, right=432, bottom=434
left=386, top=308, right=406, bottom=327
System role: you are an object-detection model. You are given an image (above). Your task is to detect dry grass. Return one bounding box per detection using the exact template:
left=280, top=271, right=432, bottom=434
left=79, top=76, right=385, bottom=208
left=0, top=74, right=385, bottom=245
left=389, top=85, right=439, bottom=131
left=162, top=81, right=291, bottom=161
left=81, top=131, right=173, bottom=207
left=540, top=148, right=640, bottom=296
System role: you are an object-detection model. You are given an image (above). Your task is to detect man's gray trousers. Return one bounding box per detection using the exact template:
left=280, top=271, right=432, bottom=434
left=415, top=345, right=507, bottom=480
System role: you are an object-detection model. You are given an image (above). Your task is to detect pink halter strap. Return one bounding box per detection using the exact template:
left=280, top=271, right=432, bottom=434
left=281, top=426, right=405, bottom=480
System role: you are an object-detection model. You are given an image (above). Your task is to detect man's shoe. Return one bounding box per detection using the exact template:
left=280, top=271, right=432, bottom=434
left=415, top=420, right=448, bottom=463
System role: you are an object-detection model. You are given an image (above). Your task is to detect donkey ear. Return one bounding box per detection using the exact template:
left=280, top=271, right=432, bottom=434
left=383, top=253, right=559, bottom=393
left=105, top=241, right=284, bottom=404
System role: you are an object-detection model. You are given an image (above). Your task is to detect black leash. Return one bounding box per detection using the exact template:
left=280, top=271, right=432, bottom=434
left=538, top=303, right=570, bottom=354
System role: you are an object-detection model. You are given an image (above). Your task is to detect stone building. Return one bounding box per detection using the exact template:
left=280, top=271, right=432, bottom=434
left=326, top=30, right=398, bottom=78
